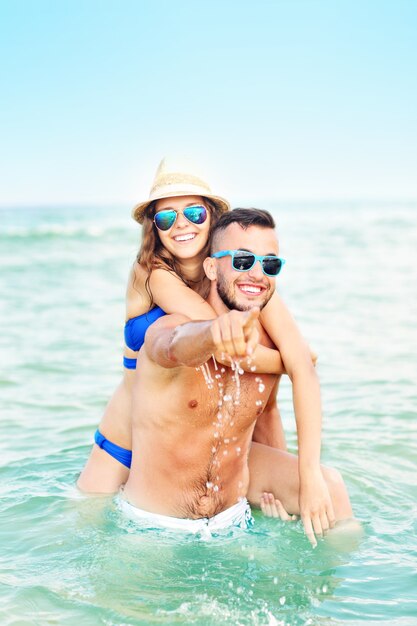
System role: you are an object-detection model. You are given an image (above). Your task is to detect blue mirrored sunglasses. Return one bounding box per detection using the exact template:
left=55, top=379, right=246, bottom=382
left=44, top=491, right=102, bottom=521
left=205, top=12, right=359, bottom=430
left=212, top=250, right=285, bottom=277
left=153, top=205, right=208, bottom=231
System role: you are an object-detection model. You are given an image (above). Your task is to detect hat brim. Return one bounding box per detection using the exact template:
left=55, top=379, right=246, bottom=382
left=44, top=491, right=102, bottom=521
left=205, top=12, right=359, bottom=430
left=132, top=191, right=230, bottom=224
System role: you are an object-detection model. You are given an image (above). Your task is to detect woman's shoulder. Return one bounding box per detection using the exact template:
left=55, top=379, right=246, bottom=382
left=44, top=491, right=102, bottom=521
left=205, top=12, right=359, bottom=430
left=128, top=260, right=147, bottom=281
left=125, top=261, right=151, bottom=319
left=125, top=261, right=183, bottom=320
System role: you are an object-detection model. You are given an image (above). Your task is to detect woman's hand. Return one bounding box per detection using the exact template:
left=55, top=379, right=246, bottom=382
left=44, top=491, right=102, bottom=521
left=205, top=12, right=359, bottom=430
left=299, top=468, right=336, bottom=547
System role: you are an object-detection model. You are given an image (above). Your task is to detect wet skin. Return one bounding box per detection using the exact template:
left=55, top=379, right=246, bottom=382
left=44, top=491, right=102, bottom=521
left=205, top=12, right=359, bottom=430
left=123, top=327, right=277, bottom=518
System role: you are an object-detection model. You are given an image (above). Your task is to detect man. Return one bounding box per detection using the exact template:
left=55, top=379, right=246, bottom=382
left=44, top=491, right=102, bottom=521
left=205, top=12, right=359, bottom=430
left=120, top=209, right=354, bottom=541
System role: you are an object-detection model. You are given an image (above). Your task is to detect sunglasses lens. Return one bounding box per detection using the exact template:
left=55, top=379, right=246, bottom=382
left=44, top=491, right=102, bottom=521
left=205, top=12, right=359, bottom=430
left=232, top=253, right=255, bottom=271
left=262, top=257, right=282, bottom=276
left=154, top=210, right=177, bottom=231
left=183, top=205, right=207, bottom=225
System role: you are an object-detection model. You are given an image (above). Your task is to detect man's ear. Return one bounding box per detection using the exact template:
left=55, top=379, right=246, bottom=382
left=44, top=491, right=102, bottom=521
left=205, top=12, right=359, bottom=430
left=203, top=256, right=217, bottom=281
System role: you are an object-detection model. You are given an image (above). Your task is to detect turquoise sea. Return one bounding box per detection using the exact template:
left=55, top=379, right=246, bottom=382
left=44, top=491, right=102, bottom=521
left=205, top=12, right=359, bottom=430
left=1, top=202, right=416, bottom=625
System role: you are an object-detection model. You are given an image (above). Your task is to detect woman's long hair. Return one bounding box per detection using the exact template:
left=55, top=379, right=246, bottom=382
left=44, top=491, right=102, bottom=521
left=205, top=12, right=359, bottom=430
left=134, top=198, right=224, bottom=308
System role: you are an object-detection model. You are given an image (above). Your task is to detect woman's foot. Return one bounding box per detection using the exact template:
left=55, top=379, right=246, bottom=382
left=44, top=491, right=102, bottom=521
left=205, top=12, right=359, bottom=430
left=260, top=492, right=298, bottom=521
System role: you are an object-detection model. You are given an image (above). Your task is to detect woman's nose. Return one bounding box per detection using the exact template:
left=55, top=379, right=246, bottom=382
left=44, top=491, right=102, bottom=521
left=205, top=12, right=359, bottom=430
left=174, top=211, right=189, bottom=228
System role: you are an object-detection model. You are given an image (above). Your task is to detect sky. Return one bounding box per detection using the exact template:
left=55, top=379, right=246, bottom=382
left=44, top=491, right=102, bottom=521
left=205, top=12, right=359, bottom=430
left=1, top=0, right=416, bottom=207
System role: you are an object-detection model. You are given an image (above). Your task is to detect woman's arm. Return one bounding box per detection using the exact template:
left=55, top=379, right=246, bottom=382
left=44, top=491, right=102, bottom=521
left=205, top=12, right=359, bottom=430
left=259, top=291, right=335, bottom=540
left=148, top=268, right=216, bottom=319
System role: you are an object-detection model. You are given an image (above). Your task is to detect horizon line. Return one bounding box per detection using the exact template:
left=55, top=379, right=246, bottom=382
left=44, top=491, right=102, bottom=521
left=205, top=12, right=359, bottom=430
left=1, top=197, right=417, bottom=211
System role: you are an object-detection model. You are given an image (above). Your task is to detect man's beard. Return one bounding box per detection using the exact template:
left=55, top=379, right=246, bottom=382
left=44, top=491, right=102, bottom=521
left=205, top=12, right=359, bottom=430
left=216, top=273, right=272, bottom=312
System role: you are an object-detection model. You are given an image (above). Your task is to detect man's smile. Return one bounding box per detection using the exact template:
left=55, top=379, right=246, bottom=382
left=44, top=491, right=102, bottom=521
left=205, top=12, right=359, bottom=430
left=236, top=282, right=268, bottom=296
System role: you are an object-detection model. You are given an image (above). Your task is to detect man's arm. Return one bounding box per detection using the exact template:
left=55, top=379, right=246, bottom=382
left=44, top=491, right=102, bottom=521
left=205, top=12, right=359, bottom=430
left=145, top=309, right=261, bottom=369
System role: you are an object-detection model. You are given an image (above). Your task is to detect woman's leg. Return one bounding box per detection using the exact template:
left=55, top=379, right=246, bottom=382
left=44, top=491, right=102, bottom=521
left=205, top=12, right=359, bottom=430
left=247, top=442, right=353, bottom=521
left=77, top=372, right=134, bottom=494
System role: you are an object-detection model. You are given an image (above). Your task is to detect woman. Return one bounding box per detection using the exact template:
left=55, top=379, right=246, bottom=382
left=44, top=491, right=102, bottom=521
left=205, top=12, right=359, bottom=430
left=77, top=158, right=353, bottom=543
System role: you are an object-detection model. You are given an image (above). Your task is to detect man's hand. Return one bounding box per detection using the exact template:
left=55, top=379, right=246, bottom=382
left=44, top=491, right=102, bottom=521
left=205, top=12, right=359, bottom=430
left=299, top=469, right=335, bottom=547
left=148, top=308, right=261, bottom=369
left=211, top=307, right=260, bottom=359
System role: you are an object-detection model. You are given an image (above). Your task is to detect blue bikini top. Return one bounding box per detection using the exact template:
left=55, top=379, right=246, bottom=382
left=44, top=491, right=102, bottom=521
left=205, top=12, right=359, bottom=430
left=124, top=306, right=166, bottom=351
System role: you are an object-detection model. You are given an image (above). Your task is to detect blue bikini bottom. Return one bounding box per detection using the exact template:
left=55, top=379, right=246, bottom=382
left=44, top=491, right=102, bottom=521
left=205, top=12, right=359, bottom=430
left=94, top=429, right=132, bottom=469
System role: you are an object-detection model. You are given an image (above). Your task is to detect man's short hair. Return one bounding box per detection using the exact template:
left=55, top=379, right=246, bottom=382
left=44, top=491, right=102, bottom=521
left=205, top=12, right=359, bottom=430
left=210, top=208, right=276, bottom=254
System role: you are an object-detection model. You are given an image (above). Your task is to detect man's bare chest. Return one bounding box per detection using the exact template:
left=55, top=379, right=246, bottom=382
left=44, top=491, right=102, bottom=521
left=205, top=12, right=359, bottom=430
left=174, top=358, right=276, bottom=425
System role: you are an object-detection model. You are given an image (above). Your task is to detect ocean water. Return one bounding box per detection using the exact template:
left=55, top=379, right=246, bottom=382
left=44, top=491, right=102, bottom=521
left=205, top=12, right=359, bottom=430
left=0, top=202, right=416, bottom=625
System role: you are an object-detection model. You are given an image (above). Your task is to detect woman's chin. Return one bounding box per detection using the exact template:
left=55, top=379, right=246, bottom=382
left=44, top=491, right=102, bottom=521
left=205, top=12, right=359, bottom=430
left=170, top=243, right=206, bottom=260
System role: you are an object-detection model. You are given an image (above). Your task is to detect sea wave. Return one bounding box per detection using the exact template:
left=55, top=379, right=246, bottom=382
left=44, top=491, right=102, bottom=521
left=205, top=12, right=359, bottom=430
left=0, top=223, right=134, bottom=240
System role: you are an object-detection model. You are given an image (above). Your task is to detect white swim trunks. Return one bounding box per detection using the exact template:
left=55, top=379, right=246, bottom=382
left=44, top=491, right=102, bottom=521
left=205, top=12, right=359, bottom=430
left=117, top=494, right=254, bottom=536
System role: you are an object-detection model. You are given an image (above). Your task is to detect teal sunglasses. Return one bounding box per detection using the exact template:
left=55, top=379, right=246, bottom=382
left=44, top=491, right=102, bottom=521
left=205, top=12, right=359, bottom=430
left=154, top=205, right=208, bottom=231
left=212, top=250, right=285, bottom=277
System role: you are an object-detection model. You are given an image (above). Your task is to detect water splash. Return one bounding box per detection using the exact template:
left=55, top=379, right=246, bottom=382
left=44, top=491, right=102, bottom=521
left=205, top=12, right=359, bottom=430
left=197, top=362, right=214, bottom=389
left=197, top=354, right=265, bottom=496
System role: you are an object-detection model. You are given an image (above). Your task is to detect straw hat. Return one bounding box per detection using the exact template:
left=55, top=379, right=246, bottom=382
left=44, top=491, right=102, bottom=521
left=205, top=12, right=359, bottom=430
left=132, top=157, right=230, bottom=224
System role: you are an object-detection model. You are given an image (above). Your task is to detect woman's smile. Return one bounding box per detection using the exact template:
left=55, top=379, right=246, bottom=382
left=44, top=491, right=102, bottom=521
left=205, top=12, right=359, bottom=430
left=172, top=232, right=198, bottom=243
